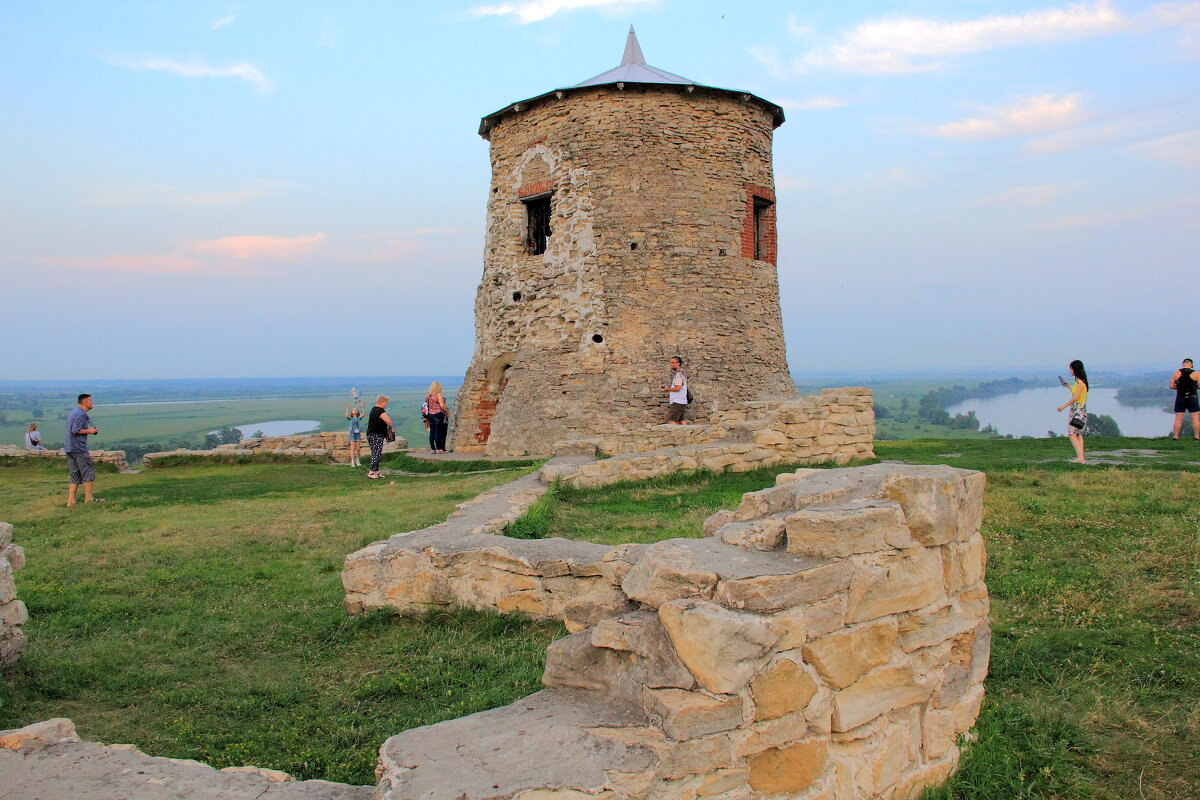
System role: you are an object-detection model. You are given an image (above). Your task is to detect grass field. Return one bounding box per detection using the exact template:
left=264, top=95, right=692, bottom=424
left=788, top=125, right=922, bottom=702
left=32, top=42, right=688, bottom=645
left=3, top=437, right=1197, bottom=796
left=0, top=459, right=557, bottom=785
left=529, top=437, right=1200, bottom=799
left=0, top=381, right=456, bottom=455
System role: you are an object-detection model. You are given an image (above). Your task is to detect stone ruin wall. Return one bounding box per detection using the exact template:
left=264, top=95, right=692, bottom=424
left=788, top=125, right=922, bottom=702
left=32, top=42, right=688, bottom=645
left=141, top=432, right=406, bottom=467
left=0, top=522, right=29, bottom=664
left=344, top=462, right=990, bottom=800
left=0, top=445, right=129, bottom=471
left=546, top=388, right=875, bottom=488
left=451, top=86, right=797, bottom=457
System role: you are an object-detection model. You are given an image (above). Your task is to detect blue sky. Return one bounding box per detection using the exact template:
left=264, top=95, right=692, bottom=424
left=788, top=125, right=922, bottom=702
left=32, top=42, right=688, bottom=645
left=2, top=0, right=1197, bottom=379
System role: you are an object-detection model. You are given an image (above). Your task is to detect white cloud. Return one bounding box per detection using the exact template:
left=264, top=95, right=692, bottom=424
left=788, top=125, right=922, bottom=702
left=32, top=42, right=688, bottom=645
left=212, top=14, right=237, bottom=30
left=931, top=93, right=1085, bottom=140
left=779, top=96, right=851, bottom=111
left=757, top=0, right=1191, bottom=75
left=1149, top=2, right=1200, bottom=53
left=470, top=0, right=656, bottom=24
left=120, top=58, right=272, bottom=92
left=1129, top=130, right=1200, bottom=166
left=980, top=183, right=1079, bottom=206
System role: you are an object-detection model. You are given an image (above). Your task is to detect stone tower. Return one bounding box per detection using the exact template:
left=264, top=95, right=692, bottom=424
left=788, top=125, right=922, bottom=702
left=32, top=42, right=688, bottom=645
left=450, top=29, right=797, bottom=456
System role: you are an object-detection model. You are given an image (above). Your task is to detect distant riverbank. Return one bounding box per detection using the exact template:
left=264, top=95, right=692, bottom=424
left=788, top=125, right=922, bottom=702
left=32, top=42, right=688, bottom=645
left=946, top=387, right=1174, bottom=438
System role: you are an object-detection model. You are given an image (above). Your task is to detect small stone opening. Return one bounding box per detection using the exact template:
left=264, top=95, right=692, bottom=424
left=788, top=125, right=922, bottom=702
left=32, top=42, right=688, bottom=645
left=524, top=194, right=552, bottom=255
left=512, top=291, right=522, bottom=301
left=754, top=196, right=774, bottom=261
left=630, top=242, right=638, bottom=250
left=592, top=334, right=604, bottom=344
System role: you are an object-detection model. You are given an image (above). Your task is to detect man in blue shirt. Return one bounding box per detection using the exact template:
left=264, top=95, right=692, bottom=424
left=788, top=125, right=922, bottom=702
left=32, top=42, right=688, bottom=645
left=64, top=393, right=100, bottom=506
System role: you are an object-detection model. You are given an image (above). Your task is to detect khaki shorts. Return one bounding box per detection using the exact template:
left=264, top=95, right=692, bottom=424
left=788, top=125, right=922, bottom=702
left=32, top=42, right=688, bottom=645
left=66, top=451, right=96, bottom=484
left=666, top=403, right=687, bottom=423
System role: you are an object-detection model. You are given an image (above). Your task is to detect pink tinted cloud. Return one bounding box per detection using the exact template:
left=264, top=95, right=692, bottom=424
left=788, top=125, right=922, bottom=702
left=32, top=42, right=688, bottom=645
left=193, top=232, right=325, bottom=260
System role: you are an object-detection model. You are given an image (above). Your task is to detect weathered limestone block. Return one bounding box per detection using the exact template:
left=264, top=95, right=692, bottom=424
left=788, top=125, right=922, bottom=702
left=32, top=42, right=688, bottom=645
left=750, top=656, right=819, bottom=721
left=0, top=521, right=28, bottom=665
left=0, top=718, right=79, bottom=751
left=831, top=665, right=933, bottom=733
left=785, top=500, right=914, bottom=558
left=943, top=532, right=987, bottom=594
left=713, top=560, right=853, bottom=613
left=658, top=599, right=776, bottom=694
left=804, top=621, right=899, bottom=690
left=846, top=548, right=945, bottom=624
left=642, top=688, right=744, bottom=741
left=713, top=515, right=787, bottom=551
left=880, top=466, right=985, bottom=546
left=621, top=542, right=719, bottom=607
left=747, top=739, right=828, bottom=794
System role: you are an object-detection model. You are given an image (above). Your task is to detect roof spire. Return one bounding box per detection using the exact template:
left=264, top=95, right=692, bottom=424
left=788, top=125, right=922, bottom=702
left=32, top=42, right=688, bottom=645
left=621, top=26, right=645, bottom=66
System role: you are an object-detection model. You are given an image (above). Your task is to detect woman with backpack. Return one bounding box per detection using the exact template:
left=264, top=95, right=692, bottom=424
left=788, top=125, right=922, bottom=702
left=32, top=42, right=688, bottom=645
left=425, top=382, right=450, bottom=453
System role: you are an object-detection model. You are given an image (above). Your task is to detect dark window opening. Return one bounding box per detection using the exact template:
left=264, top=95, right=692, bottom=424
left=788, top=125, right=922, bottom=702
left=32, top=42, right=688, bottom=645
left=753, top=197, right=774, bottom=261
left=592, top=334, right=604, bottom=344
left=512, top=291, right=522, bottom=301
left=524, top=194, right=552, bottom=255
left=630, top=242, right=638, bottom=250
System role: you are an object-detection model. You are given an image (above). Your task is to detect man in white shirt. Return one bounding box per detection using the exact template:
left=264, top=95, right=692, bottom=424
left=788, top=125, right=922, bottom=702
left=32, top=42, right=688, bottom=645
left=662, top=355, right=690, bottom=425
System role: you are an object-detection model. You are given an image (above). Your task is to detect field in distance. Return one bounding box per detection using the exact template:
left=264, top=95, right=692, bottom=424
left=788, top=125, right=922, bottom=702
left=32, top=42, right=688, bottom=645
left=0, top=377, right=458, bottom=458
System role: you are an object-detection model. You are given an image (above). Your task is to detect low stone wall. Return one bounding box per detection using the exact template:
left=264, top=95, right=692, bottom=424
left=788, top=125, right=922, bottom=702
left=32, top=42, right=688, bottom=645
left=1, top=521, right=29, bottom=665
left=143, top=433, right=406, bottom=467
left=350, top=462, right=989, bottom=800
left=544, top=388, right=874, bottom=488
left=0, top=718, right=372, bottom=798
left=0, top=446, right=129, bottom=471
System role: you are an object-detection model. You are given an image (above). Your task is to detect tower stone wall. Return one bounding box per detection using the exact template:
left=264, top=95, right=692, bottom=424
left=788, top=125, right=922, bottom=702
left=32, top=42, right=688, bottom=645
left=451, top=71, right=797, bottom=456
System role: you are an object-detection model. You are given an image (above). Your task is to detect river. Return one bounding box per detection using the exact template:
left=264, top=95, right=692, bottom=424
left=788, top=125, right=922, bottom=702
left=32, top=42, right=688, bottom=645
left=945, top=387, right=1176, bottom=438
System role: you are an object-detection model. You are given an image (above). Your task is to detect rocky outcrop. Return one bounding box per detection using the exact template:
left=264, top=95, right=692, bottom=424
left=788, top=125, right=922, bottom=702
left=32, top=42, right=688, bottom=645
left=0, top=521, right=28, bottom=664
left=0, top=446, right=129, bottom=471
left=359, top=463, right=990, bottom=800
left=544, top=389, right=875, bottom=488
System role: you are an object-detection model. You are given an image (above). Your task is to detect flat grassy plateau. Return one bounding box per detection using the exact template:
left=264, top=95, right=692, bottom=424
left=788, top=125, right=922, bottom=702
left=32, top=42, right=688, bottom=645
left=2, top=436, right=1198, bottom=798
left=0, top=459, right=559, bottom=785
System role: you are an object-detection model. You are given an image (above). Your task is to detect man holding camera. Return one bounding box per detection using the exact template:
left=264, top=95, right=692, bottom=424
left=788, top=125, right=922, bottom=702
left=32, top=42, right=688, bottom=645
left=65, top=393, right=100, bottom=506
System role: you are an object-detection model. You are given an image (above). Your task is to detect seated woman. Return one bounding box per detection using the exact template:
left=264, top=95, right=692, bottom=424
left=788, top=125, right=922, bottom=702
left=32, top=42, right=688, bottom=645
left=24, top=422, right=46, bottom=451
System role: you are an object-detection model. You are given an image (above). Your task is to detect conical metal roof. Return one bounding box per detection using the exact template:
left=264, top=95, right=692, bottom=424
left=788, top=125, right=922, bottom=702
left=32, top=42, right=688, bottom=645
left=573, top=27, right=694, bottom=87
left=479, top=28, right=784, bottom=137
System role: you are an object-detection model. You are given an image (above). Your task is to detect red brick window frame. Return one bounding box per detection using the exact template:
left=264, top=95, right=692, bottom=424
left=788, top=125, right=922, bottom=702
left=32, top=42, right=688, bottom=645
left=741, top=185, right=777, bottom=265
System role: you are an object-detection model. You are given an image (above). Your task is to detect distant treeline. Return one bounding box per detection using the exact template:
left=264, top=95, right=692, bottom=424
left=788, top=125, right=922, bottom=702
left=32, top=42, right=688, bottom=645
left=1114, top=384, right=1171, bottom=407
left=917, top=377, right=1053, bottom=430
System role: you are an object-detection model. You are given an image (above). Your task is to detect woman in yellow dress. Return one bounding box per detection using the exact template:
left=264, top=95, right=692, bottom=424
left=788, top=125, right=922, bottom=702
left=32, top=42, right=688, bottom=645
left=1056, top=359, right=1088, bottom=464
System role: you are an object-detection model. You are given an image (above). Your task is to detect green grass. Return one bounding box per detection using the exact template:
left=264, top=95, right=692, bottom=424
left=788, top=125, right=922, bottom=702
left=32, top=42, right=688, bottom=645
left=538, top=462, right=866, bottom=546
left=0, top=460, right=560, bottom=785
left=379, top=451, right=543, bottom=474
left=4, top=437, right=1197, bottom=796
left=533, top=438, right=1199, bottom=799
left=505, top=483, right=560, bottom=540
left=142, top=452, right=327, bottom=469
